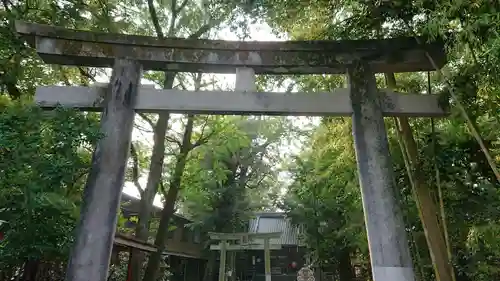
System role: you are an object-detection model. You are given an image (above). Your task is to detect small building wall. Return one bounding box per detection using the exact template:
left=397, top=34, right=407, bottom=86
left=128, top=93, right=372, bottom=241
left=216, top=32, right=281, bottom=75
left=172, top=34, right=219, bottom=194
left=165, top=221, right=203, bottom=258
left=233, top=246, right=307, bottom=281
left=168, top=256, right=206, bottom=281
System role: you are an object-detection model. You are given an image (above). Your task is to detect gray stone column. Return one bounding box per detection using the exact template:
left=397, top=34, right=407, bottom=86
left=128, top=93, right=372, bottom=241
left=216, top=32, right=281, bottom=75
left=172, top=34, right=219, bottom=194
left=348, top=61, right=415, bottom=281
left=65, top=59, right=142, bottom=281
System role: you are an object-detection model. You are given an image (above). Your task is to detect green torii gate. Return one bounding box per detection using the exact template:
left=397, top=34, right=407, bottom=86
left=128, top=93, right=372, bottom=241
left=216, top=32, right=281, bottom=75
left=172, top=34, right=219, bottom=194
left=209, top=232, right=282, bottom=281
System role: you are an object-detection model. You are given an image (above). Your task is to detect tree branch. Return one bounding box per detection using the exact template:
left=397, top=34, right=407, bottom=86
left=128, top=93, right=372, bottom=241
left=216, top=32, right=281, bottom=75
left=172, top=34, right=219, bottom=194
left=192, top=119, right=217, bottom=148
left=78, top=67, right=96, bottom=82
left=248, top=171, right=270, bottom=189
left=147, top=0, right=165, bottom=38
left=138, top=113, right=156, bottom=130
left=188, top=18, right=223, bottom=39
left=134, top=123, right=154, bottom=134
left=175, top=0, right=189, bottom=14
left=165, top=134, right=182, bottom=147
left=193, top=72, right=202, bottom=90
left=176, top=79, right=188, bottom=90
left=2, top=0, right=11, bottom=12
left=181, top=115, right=196, bottom=152
left=168, top=0, right=177, bottom=36
left=159, top=181, right=168, bottom=199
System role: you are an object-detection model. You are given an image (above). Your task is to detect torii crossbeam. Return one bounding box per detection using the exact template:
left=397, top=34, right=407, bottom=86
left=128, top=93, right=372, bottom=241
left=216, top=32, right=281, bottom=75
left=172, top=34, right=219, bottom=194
left=16, top=21, right=448, bottom=281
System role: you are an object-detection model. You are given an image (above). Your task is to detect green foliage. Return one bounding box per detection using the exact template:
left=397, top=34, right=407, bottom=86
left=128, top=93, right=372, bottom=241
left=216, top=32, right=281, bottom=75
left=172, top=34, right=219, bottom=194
left=281, top=118, right=368, bottom=274
left=242, top=1, right=500, bottom=280
left=180, top=116, right=290, bottom=235
left=0, top=0, right=134, bottom=99
left=0, top=99, right=100, bottom=266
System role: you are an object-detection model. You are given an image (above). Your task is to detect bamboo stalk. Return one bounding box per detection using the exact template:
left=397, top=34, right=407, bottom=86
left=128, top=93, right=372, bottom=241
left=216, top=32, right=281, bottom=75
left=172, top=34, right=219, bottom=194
left=431, top=117, right=456, bottom=281
left=410, top=35, right=500, bottom=184
left=385, top=73, right=454, bottom=281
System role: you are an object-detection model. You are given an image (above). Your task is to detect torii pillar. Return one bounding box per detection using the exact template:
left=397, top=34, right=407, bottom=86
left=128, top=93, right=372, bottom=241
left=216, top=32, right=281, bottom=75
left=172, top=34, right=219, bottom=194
left=65, top=60, right=142, bottom=281
left=348, top=61, right=414, bottom=281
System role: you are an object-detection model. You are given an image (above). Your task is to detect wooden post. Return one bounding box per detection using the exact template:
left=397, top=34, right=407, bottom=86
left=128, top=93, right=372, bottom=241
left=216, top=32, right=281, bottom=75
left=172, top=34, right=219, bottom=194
left=64, top=59, right=142, bottom=281
left=228, top=251, right=237, bottom=281
left=218, top=240, right=227, bottom=281
left=127, top=249, right=134, bottom=281
left=264, top=238, right=271, bottom=281
left=348, top=61, right=415, bottom=281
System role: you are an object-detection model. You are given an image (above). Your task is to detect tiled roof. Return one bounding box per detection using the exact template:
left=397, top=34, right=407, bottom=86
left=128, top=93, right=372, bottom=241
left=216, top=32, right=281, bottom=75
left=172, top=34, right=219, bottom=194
left=248, top=212, right=300, bottom=245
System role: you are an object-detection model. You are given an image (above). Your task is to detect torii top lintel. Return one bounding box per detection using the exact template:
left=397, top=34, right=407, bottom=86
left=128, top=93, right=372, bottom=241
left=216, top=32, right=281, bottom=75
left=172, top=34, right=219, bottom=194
left=16, top=21, right=447, bottom=74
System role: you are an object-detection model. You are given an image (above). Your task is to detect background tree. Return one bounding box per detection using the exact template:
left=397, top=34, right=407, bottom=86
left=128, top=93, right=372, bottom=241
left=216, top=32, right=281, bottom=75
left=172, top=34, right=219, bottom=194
left=0, top=99, right=101, bottom=280
left=178, top=115, right=289, bottom=281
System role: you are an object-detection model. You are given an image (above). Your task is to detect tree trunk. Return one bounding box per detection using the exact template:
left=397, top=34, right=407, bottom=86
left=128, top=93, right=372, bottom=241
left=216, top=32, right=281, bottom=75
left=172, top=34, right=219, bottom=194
left=385, top=73, right=455, bottom=281
left=337, top=250, right=354, bottom=281
left=129, top=73, right=174, bottom=281
left=141, top=115, right=195, bottom=281
left=204, top=252, right=217, bottom=281
left=21, top=259, right=39, bottom=281
left=134, top=0, right=218, bottom=274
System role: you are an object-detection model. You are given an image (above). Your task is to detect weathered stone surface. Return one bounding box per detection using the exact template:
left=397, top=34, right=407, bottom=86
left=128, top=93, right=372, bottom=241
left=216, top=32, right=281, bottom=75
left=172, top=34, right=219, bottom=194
left=348, top=61, right=415, bottom=281
left=35, top=86, right=448, bottom=117
left=64, top=59, right=142, bottom=281
left=16, top=21, right=447, bottom=74
left=235, top=67, right=256, bottom=91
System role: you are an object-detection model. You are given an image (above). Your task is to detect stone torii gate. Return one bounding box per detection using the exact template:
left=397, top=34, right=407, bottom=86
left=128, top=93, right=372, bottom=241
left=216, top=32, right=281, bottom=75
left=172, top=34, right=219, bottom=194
left=16, top=21, right=447, bottom=281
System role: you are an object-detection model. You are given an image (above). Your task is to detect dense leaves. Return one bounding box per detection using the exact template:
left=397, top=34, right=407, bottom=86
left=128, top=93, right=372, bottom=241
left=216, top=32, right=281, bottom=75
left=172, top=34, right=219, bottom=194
left=282, top=118, right=367, bottom=276
left=181, top=116, right=289, bottom=232
left=0, top=99, right=100, bottom=266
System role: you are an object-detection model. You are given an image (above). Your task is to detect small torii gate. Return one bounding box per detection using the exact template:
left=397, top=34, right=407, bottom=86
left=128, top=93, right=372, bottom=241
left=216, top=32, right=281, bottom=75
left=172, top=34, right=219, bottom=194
left=15, top=21, right=447, bottom=281
left=209, top=232, right=282, bottom=281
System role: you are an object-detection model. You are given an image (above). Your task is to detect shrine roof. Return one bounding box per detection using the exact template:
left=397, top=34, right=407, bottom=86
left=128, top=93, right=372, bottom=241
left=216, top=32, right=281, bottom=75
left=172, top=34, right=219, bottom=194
left=249, top=212, right=301, bottom=246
